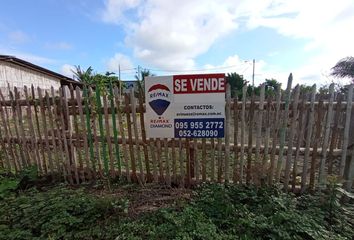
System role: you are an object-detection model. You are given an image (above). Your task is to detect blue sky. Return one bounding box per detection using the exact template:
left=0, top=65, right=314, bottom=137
left=1, top=0, right=353, bottom=87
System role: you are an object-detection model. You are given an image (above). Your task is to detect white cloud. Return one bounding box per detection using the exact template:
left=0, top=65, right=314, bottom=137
left=101, top=0, right=354, bottom=84
left=60, top=64, right=76, bottom=78
left=0, top=47, right=56, bottom=65
left=8, top=30, right=30, bottom=44
left=243, top=0, right=354, bottom=84
left=44, top=42, right=73, bottom=50
left=202, top=54, right=275, bottom=86
left=204, top=54, right=331, bottom=88
left=106, top=53, right=134, bottom=72
left=101, top=0, right=141, bottom=24
left=102, top=0, right=239, bottom=70
left=131, top=0, right=239, bottom=70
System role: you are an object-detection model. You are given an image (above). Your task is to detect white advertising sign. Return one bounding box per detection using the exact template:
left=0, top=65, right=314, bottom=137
left=145, top=74, right=225, bottom=138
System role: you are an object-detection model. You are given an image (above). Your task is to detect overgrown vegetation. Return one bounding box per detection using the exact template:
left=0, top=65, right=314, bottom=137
left=0, top=171, right=353, bottom=239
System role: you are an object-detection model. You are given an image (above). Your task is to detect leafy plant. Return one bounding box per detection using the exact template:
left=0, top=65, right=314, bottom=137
left=0, top=180, right=353, bottom=239
left=0, top=186, right=129, bottom=240
left=0, top=166, right=38, bottom=199
left=0, top=177, right=19, bottom=199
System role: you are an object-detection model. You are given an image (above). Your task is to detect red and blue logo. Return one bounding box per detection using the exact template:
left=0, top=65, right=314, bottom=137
left=148, top=84, right=171, bottom=115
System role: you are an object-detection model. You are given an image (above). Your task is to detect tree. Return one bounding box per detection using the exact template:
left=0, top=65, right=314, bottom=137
left=330, top=56, right=354, bottom=81
left=73, top=65, right=94, bottom=84
left=226, top=72, right=247, bottom=99
left=72, top=66, right=124, bottom=91
left=135, top=69, right=154, bottom=94
left=299, top=84, right=313, bottom=94
left=318, top=82, right=347, bottom=95
left=264, top=78, right=281, bottom=97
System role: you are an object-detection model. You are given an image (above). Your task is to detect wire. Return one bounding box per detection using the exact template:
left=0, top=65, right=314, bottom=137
left=119, top=68, right=137, bottom=72
left=143, top=64, right=248, bottom=73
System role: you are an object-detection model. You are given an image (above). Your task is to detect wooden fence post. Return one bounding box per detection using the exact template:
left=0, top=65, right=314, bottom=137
left=319, top=83, right=335, bottom=188
left=239, top=84, right=247, bottom=183
left=268, top=86, right=282, bottom=184
left=225, top=83, right=231, bottom=183
left=284, top=84, right=300, bottom=191
left=276, top=73, right=293, bottom=183
left=343, top=84, right=354, bottom=191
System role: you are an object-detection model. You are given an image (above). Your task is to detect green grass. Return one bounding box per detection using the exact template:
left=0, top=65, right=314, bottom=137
left=0, top=171, right=353, bottom=239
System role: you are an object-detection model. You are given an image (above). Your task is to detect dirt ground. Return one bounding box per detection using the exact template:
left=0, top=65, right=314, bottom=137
left=85, top=182, right=192, bottom=217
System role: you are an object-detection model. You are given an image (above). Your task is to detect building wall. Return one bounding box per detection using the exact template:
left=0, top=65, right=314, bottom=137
left=0, top=62, right=61, bottom=97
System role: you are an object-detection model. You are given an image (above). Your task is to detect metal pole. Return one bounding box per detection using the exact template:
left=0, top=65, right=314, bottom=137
left=119, top=64, right=121, bottom=98
left=252, top=59, right=255, bottom=87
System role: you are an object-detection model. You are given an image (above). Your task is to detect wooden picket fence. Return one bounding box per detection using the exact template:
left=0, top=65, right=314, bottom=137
left=0, top=77, right=354, bottom=193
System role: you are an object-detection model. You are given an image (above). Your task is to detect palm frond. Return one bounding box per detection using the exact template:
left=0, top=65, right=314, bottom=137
left=331, top=57, right=354, bottom=80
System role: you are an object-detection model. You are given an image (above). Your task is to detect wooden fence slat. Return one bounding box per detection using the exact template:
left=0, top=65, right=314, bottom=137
left=201, top=138, right=207, bottom=182
left=149, top=138, right=158, bottom=183
left=85, top=86, right=97, bottom=178
left=262, top=96, right=272, bottom=180
left=233, top=92, right=239, bottom=183
left=76, top=86, right=91, bottom=180
left=14, top=87, right=30, bottom=168
left=31, top=86, right=45, bottom=174
left=125, top=93, right=136, bottom=181
left=268, top=94, right=282, bottom=186
left=186, top=139, right=191, bottom=186
left=328, top=94, right=342, bottom=175
left=91, top=89, right=102, bottom=177
left=164, top=138, right=171, bottom=186
left=0, top=98, right=10, bottom=170
left=193, top=138, right=199, bottom=182
left=0, top=90, right=19, bottom=172
left=96, top=86, right=109, bottom=176
left=45, top=90, right=60, bottom=174
left=319, top=83, right=335, bottom=187
left=301, top=85, right=316, bottom=192
left=284, top=85, right=300, bottom=191
left=345, top=151, right=354, bottom=191
left=310, top=95, right=324, bottom=190
left=276, top=74, right=293, bottom=183
left=62, top=87, right=79, bottom=183
left=109, top=83, right=121, bottom=176
left=37, top=87, right=54, bottom=173
left=178, top=138, right=185, bottom=187
left=171, top=138, right=177, bottom=183
left=130, top=89, right=144, bottom=184
left=114, top=87, right=129, bottom=181
left=292, top=93, right=306, bottom=191
left=137, top=90, right=150, bottom=180
left=224, top=83, right=231, bottom=182
left=210, top=138, right=215, bottom=181
left=239, top=84, right=247, bottom=183
left=0, top=125, right=6, bottom=169
left=217, top=137, right=223, bottom=183
left=38, top=87, right=55, bottom=173
left=103, top=93, right=115, bottom=178
left=157, top=138, right=164, bottom=181
left=255, top=83, right=265, bottom=182
left=340, top=84, right=353, bottom=176
left=69, top=85, right=84, bottom=181
left=0, top=89, right=16, bottom=172
left=58, top=87, right=73, bottom=184
left=246, top=92, right=255, bottom=184
left=51, top=87, right=65, bottom=177
left=9, top=89, right=23, bottom=172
